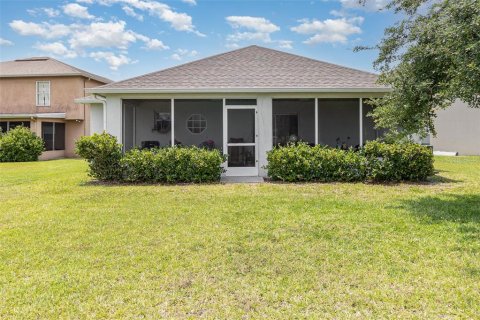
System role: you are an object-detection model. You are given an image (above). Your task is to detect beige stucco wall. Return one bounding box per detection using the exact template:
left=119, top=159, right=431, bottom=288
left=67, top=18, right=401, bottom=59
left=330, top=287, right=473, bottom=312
left=431, top=100, right=480, bottom=155
left=0, top=77, right=102, bottom=119
left=65, top=120, right=85, bottom=157
left=1, top=76, right=105, bottom=159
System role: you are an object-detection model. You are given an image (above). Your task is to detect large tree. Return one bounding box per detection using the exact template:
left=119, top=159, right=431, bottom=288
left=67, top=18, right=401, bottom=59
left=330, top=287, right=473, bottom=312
left=361, top=0, right=480, bottom=138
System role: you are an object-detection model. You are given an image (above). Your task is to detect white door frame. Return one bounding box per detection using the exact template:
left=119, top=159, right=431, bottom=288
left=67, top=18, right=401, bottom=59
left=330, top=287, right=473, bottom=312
left=223, top=101, right=259, bottom=176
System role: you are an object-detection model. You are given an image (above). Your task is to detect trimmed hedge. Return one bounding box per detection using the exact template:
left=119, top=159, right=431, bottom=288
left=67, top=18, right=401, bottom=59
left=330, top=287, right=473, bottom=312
left=363, top=141, right=435, bottom=181
left=267, top=143, right=367, bottom=182
left=75, top=132, right=123, bottom=181
left=75, top=132, right=226, bottom=183
left=121, top=147, right=226, bottom=183
left=267, top=141, right=434, bottom=182
left=0, top=126, right=44, bottom=162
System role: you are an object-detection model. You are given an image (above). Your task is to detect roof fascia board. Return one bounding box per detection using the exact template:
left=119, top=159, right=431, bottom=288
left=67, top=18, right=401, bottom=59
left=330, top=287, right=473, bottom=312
left=87, top=87, right=392, bottom=94
left=0, top=113, right=66, bottom=119
left=1, top=74, right=110, bottom=83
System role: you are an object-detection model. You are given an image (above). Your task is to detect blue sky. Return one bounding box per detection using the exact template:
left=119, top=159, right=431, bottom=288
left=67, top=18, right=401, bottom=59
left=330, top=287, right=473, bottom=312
left=0, top=0, right=397, bottom=81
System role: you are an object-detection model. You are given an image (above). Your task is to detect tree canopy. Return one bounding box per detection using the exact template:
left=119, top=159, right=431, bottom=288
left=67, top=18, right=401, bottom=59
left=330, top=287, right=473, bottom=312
left=362, top=0, right=480, bottom=138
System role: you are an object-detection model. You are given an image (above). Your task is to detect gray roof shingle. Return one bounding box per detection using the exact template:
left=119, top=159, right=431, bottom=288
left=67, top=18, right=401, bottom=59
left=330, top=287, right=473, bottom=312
left=93, top=45, right=386, bottom=92
left=0, top=57, right=111, bottom=84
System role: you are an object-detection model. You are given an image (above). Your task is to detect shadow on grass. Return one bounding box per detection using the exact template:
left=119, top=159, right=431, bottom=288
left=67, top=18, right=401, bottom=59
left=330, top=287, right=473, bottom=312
left=265, top=172, right=461, bottom=186
left=402, top=194, right=480, bottom=224
left=402, top=194, right=480, bottom=275
left=79, top=180, right=221, bottom=187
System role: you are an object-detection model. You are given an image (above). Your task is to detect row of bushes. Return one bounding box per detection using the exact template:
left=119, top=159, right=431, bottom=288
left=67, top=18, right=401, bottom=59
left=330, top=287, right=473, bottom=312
left=0, top=126, right=44, bottom=162
left=76, top=132, right=226, bottom=183
left=266, top=141, right=434, bottom=182
left=77, top=133, right=433, bottom=184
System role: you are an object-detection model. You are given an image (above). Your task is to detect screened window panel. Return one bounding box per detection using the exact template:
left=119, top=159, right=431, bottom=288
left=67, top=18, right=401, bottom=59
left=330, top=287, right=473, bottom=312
left=42, top=122, right=54, bottom=151
left=0, top=122, right=8, bottom=133
left=54, top=123, right=65, bottom=150
left=227, top=109, right=255, bottom=143
left=8, top=121, right=30, bottom=130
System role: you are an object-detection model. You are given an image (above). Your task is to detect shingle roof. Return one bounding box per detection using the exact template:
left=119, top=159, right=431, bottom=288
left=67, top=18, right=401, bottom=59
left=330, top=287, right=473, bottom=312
left=92, top=45, right=387, bottom=93
left=0, top=57, right=111, bottom=84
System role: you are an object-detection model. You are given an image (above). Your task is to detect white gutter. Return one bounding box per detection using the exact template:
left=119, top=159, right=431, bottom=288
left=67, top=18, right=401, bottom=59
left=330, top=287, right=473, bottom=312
left=74, top=95, right=107, bottom=130
left=0, top=113, right=66, bottom=119
left=86, top=87, right=392, bottom=94
left=95, top=95, right=108, bottom=131
left=74, top=96, right=104, bottom=104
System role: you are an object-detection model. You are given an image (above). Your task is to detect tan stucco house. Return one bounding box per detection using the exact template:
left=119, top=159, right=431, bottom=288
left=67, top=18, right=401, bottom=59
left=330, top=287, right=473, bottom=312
left=0, top=57, right=111, bottom=159
left=79, top=45, right=391, bottom=177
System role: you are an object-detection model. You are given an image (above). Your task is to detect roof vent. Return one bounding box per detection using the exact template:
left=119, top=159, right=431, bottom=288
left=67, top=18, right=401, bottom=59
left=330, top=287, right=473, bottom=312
left=14, top=57, right=50, bottom=62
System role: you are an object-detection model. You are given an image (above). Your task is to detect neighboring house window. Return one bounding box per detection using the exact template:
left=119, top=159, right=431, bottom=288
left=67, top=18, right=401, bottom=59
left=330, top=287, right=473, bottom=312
left=0, top=121, right=30, bottom=133
left=42, top=122, right=65, bottom=151
left=186, top=114, right=207, bottom=134
left=36, top=81, right=50, bottom=106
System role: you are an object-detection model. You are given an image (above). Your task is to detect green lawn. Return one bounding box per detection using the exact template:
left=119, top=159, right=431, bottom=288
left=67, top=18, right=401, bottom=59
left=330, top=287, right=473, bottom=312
left=1, top=157, right=479, bottom=319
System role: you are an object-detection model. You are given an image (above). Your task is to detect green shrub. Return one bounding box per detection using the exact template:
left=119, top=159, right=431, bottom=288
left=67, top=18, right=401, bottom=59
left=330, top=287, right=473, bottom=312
left=75, top=132, right=123, bottom=181
left=266, top=143, right=367, bottom=182
left=363, top=141, right=434, bottom=181
left=0, top=126, right=44, bottom=162
left=267, top=141, right=434, bottom=182
left=121, top=147, right=226, bottom=183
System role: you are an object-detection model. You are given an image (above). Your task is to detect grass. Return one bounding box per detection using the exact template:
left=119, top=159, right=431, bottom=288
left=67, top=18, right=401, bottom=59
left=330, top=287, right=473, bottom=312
left=0, top=156, right=479, bottom=319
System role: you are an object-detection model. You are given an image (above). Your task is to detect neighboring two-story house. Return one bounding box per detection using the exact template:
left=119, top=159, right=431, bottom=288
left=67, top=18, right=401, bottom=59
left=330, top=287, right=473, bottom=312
left=0, top=57, right=110, bottom=159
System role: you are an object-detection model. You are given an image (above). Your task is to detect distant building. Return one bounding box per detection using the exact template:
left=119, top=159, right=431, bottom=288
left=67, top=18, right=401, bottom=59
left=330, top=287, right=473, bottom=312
left=0, top=57, right=111, bottom=159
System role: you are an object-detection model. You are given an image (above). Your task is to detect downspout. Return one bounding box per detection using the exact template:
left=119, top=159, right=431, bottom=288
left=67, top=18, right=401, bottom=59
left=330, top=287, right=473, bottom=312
left=83, top=78, right=87, bottom=136
left=93, top=94, right=107, bottom=131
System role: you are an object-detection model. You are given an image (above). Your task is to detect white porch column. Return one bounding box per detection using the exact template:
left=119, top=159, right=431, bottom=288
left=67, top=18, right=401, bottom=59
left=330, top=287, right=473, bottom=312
left=315, top=98, right=319, bottom=145
left=105, top=96, right=122, bottom=143
left=359, top=98, right=363, bottom=147
left=257, top=96, right=272, bottom=177
left=222, top=98, right=227, bottom=158
left=171, top=98, right=175, bottom=146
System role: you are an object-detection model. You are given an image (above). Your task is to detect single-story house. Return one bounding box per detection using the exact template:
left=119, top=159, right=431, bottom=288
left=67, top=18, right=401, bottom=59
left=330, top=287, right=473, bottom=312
left=0, top=57, right=111, bottom=159
left=78, top=45, right=392, bottom=177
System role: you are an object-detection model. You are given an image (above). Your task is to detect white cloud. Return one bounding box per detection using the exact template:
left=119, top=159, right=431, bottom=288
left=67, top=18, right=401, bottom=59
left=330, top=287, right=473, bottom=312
left=143, top=38, right=169, bottom=50
left=277, top=40, right=293, bottom=49
left=10, top=17, right=169, bottom=67
left=34, top=42, right=77, bottom=58
left=171, top=53, right=182, bottom=60
left=227, top=31, right=272, bottom=43
left=225, top=42, right=240, bottom=49
left=181, top=0, right=196, bottom=5
left=122, top=6, right=144, bottom=21
left=340, top=0, right=388, bottom=11
left=45, top=8, right=61, bottom=17
left=0, top=38, right=14, bottom=46
left=68, top=20, right=138, bottom=50
left=171, top=48, right=198, bottom=60
left=226, top=16, right=280, bottom=33
left=76, top=0, right=94, bottom=3
left=93, top=0, right=204, bottom=36
left=291, top=17, right=364, bottom=44
left=28, top=8, right=61, bottom=18
left=89, top=51, right=133, bottom=70
left=63, top=3, right=95, bottom=19
left=9, top=20, right=71, bottom=39
left=225, top=16, right=280, bottom=46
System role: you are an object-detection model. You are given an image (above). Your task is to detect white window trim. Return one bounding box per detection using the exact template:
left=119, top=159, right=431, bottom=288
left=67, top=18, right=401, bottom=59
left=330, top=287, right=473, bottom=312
left=36, top=81, right=51, bottom=107
left=186, top=113, right=207, bottom=135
